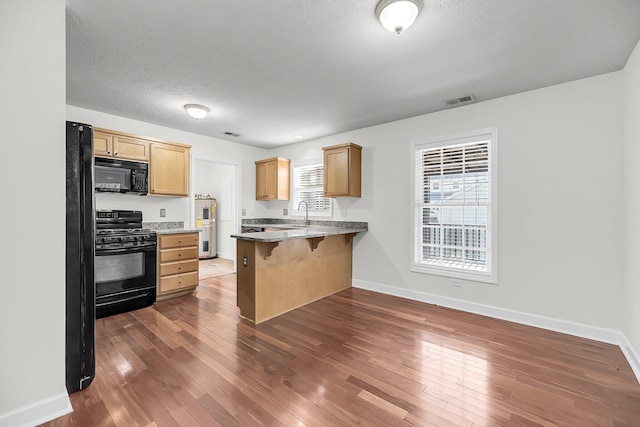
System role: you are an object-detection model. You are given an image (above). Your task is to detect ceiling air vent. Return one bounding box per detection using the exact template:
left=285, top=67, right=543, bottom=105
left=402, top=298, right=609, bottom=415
left=444, top=94, right=476, bottom=107
left=223, top=131, right=241, bottom=137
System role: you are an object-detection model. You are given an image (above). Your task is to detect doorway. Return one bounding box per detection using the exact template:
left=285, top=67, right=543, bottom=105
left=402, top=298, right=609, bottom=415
left=193, top=158, right=239, bottom=272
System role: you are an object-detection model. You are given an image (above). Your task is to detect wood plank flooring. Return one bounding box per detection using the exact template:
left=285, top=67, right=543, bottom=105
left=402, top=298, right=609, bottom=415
left=44, top=274, right=640, bottom=426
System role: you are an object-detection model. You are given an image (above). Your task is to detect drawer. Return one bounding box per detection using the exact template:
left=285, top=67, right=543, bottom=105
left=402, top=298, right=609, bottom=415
left=159, top=246, right=198, bottom=263
left=159, top=233, right=199, bottom=249
left=159, top=259, right=198, bottom=277
left=159, top=271, right=198, bottom=293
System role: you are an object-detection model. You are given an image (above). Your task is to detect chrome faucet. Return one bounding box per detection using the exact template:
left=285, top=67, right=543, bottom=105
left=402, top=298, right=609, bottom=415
left=298, top=201, right=310, bottom=225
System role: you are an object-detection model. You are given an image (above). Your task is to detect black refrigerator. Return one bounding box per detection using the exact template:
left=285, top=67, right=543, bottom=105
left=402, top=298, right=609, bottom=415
left=65, top=121, right=96, bottom=393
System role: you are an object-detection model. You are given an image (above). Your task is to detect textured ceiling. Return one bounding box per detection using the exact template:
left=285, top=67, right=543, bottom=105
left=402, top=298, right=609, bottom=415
left=66, top=0, right=640, bottom=148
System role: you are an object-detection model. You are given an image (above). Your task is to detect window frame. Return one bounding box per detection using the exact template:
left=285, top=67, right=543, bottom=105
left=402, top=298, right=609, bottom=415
left=410, top=128, right=498, bottom=284
left=290, top=158, right=333, bottom=218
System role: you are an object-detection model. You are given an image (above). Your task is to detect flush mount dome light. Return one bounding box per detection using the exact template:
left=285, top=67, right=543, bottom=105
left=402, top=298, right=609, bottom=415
left=375, top=0, right=423, bottom=34
left=184, top=104, right=210, bottom=119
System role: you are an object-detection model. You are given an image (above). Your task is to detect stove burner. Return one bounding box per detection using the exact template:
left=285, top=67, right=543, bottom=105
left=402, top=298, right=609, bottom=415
left=95, top=210, right=156, bottom=250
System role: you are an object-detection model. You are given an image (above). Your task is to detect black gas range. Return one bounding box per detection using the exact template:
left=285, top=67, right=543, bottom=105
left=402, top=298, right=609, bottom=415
left=94, top=210, right=157, bottom=318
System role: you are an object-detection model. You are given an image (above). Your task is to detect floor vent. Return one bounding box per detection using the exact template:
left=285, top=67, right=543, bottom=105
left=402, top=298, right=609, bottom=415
left=444, top=94, right=476, bottom=107
left=223, top=131, right=241, bottom=137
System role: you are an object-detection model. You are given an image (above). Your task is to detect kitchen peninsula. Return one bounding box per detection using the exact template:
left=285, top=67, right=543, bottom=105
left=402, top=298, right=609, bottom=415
left=232, top=219, right=367, bottom=323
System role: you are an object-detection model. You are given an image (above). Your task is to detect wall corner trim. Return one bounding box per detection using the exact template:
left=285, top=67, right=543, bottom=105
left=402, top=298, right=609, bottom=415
left=352, top=279, right=640, bottom=384
left=0, top=392, right=71, bottom=427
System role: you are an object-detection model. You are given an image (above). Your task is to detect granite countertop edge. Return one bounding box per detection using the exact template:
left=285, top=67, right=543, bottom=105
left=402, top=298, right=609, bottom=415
left=143, top=221, right=201, bottom=235
left=154, top=228, right=201, bottom=235
left=233, top=219, right=368, bottom=242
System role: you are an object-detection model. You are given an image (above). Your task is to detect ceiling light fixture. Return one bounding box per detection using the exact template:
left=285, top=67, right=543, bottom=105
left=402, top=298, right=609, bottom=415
left=375, top=0, right=423, bottom=34
left=183, top=104, right=210, bottom=119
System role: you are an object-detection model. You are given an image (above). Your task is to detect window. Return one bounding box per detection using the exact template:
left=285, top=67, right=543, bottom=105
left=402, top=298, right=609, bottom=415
left=411, top=128, right=497, bottom=283
left=292, top=159, right=332, bottom=217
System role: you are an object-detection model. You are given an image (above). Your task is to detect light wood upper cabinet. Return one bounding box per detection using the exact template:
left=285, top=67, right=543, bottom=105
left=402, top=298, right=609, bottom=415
left=323, top=143, right=362, bottom=197
left=149, top=142, right=190, bottom=197
left=93, top=128, right=149, bottom=161
left=255, top=157, right=290, bottom=200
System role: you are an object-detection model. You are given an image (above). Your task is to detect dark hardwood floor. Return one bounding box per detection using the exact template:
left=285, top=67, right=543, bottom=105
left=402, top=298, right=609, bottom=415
left=45, top=274, right=640, bottom=426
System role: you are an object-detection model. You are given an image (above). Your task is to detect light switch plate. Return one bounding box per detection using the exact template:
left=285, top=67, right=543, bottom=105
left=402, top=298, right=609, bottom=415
left=242, top=209, right=246, bottom=216
left=283, top=208, right=288, bottom=216
left=160, top=208, right=166, bottom=217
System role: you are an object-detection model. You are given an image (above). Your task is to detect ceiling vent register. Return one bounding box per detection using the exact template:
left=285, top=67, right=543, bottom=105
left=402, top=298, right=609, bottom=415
left=444, top=94, right=476, bottom=107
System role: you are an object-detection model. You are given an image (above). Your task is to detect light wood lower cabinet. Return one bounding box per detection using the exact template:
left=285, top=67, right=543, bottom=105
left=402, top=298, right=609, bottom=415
left=236, top=234, right=355, bottom=324
left=156, top=233, right=199, bottom=301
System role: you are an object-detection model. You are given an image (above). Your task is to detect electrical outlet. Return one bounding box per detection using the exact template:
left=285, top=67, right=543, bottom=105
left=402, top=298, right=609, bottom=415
left=450, top=279, right=462, bottom=287
left=242, top=209, right=246, bottom=216
left=283, top=208, right=288, bottom=216
left=242, top=256, right=248, bottom=267
left=160, top=208, right=166, bottom=217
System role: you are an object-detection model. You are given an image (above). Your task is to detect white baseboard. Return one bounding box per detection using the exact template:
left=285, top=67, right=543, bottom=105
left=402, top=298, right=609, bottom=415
left=0, top=392, right=71, bottom=427
left=619, top=336, right=640, bottom=383
left=352, top=278, right=640, bottom=384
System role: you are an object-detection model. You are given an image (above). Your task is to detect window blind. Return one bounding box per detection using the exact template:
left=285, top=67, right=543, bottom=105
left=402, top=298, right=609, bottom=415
left=293, top=162, right=331, bottom=214
left=415, top=139, right=491, bottom=273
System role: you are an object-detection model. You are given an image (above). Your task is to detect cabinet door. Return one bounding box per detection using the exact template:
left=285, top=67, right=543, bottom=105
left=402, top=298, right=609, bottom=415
left=256, top=159, right=276, bottom=200
left=323, top=143, right=361, bottom=197
left=93, top=130, right=113, bottom=157
left=149, top=143, right=189, bottom=196
left=255, top=158, right=289, bottom=200
left=324, top=147, right=350, bottom=196
left=113, top=135, right=149, bottom=161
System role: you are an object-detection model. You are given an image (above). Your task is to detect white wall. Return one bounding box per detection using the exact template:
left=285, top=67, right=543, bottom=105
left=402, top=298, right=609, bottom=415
left=0, top=0, right=70, bottom=424
left=66, top=106, right=270, bottom=226
left=272, top=72, right=627, bottom=332
left=194, top=160, right=237, bottom=259
left=623, top=42, right=640, bottom=355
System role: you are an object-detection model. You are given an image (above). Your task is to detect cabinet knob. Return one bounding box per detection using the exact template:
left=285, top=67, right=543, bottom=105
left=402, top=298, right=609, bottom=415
left=114, top=152, right=118, bottom=156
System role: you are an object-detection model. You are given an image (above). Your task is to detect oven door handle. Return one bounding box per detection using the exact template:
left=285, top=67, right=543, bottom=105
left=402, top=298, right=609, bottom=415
left=95, top=245, right=157, bottom=255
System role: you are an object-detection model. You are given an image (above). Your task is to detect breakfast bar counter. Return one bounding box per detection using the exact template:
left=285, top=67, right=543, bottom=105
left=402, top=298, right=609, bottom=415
left=232, top=220, right=367, bottom=323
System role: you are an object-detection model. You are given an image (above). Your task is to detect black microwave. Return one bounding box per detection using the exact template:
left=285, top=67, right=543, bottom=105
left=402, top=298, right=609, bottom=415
left=94, top=157, right=148, bottom=194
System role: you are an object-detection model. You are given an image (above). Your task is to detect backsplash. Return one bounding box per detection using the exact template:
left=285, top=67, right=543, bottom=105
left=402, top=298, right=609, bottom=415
left=143, top=221, right=184, bottom=231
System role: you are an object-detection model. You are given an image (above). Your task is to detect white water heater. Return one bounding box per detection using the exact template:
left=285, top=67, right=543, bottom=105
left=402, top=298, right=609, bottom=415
left=195, top=194, right=217, bottom=259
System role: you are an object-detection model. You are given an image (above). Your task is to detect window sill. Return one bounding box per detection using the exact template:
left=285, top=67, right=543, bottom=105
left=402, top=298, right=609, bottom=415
left=411, top=264, right=497, bottom=285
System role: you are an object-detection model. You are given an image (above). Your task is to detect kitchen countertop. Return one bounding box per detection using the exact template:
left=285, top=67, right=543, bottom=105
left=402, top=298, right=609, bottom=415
left=143, top=221, right=201, bottom=235
left=232, top=219, right=367, bottom=242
